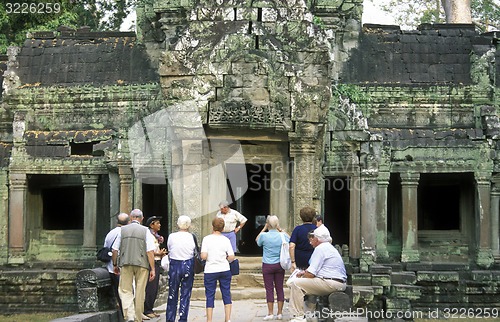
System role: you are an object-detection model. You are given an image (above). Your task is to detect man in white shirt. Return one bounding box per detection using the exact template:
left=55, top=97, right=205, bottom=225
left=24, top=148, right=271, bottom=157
left=286, top=225, right=347, bottom=322
left=104, top=212, right=130, bottom=319
left=216, top=200, right=248, bottom=252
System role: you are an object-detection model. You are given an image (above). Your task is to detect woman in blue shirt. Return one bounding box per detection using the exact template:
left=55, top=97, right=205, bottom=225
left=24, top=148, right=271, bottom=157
left=289, top=206, right=317, bottom=270
left=256, top=215, right=290, bottom=321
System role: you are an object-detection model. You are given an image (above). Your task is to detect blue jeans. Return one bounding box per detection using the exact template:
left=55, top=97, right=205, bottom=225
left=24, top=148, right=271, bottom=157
left=204, top=270, right=232, bottom=308
left=166, top=258, right=195, bottom=322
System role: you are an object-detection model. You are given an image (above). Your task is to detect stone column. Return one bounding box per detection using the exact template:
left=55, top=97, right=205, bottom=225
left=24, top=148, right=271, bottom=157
left=349, top=171, right=361, bottom=259
left=376, top=173, right=390, bottom=260
left=400, top=172, right=420, bottom=262
left=270, top=161, right=290, bottom=231
left=490, top=176, right=500, bottom=256
left=290, top=141, right=319, bottom=227
left=360, top=171, right=377, bottom=269
left=118, top=164, right=133, bottom=213
left=134, top=179, right=143, bottom=211
left=8, top=172, right=27, bottom=264
left=475, top=172, right=494, bottom=267
left=82, top=174, right=99, bottom=249
left=179, top=139, right=204, bottom=237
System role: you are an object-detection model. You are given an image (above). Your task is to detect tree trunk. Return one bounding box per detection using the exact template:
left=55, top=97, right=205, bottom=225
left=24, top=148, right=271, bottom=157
left=441, top=0, right=472, bottom=23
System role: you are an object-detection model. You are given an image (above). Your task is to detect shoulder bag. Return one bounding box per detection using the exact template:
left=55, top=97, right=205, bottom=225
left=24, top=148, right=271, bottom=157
left=192, top=233, right=206, bottom=274
left=96, top=235, right=117, bottom=263
left=230, top=258, right=239, bottom=275
left=279, top=232, right=292, bottom=270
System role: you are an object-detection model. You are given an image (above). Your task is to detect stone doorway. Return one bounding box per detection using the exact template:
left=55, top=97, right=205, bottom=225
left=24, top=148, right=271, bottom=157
left=142, top=183, right=169, bottom=240
left=323, top=176, right=350, bottom=246
left=227, top=163, right=270, bottom=255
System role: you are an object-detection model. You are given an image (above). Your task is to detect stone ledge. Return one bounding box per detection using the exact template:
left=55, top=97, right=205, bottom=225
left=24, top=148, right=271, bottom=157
left=51, top=310, right=119, bottom=322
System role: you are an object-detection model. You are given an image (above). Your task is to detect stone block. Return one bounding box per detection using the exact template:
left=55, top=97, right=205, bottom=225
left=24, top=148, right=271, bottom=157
left=328, top=292, right=352, bottom=312
left=390, top=284, right=422, bottom=300
left=351, top=274, right=372, bottom=286
left=385, top=298, right=411, bottom=310
left=417, top=271, right=459, bottom=282
left=371, top=274, right=391, bottom=287
left=76, top=268, right=113, bottom=313
left=391, top=272, right=416, bottom=285
left=369, top=265, right=392, bottom=275
left=352, top=286, right=374, bottom=307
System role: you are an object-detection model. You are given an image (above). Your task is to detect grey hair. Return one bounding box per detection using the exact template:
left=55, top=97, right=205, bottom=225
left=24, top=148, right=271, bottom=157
left=317, top=235, right=332, bottom=243
left=177, top=215, right=191, bottom=230
left=130, top=209, right=143, bottom=219
left=267, top=215, right=280, bottom=229
left=218, top=200, right=230, bottom=208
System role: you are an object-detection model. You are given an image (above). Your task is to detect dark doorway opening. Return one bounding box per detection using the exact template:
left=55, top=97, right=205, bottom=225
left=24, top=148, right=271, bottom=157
left=227, top=163, right=270, bottom=255
left=323, top=176, right=350, bottom=246
left=418, top=173, right=471, bottom=230
left=142, top=183, right=169, bottom=245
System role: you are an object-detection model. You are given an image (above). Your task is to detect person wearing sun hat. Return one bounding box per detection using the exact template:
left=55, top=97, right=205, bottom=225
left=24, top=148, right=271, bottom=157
left=286, top=224, right=347, bottom=322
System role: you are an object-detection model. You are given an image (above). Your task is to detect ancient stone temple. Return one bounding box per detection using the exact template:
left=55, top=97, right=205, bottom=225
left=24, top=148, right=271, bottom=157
left=0, top=0, right=499, bottom=315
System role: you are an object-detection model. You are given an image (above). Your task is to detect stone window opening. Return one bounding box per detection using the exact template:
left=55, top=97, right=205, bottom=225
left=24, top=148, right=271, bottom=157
left=70, top=141, right=94, bottom=156
left=28, top=174, right=85, bottom=231
left=42, top=186, right=84, bottom=230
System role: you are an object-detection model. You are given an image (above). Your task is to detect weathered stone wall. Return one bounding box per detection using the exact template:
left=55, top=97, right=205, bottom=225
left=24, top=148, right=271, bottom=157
left=15, top=31, right=158, bottom=86
left=349, top=264, right=500, bottom=317
left=342, top=24, right=494, bottom=85
left=0, top=267, right=80, bottom=313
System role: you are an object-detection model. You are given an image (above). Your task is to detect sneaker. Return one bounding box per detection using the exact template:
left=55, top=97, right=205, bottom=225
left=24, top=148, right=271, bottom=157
left=263, top=314, right=274, bottom=320
left=276, top=314, right=283, bottom=320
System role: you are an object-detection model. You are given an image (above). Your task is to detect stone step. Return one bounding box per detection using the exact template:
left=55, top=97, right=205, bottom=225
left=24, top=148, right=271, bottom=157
left=190, top=286, right=291, bottom=301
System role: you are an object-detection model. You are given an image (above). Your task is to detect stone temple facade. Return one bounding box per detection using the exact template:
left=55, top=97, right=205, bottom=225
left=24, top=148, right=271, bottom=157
left=0, top=0, right=499, bottom=315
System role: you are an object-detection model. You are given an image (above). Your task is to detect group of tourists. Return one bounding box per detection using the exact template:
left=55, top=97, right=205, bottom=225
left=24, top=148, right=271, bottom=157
left=103, top=202, right=346, bottom=322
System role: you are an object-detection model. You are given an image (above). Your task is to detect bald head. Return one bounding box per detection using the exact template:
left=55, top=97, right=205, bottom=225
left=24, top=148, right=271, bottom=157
left=117, top=212, right=130, bottom=226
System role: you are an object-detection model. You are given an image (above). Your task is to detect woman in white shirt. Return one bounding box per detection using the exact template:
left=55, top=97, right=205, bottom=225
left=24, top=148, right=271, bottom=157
left=166, top=215, right=196, bottom=322
left=201, top=217, right=235, bottom=322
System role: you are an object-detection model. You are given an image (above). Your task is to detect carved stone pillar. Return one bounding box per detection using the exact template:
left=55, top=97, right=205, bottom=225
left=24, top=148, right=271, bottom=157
left=491, top=177, right=500, bottom=256
left=349, top=171, right=361, bottom=259
left=82, top=174, right=99, bottom=249
left=178, top=139, right=204, bottom=237
left=8, top=172, right=27, bottom=264
left=400, top=172, right=420, bottom=262
left=118, top=164, right=133, bottom=213
left=270, top=162, right=290, bottom=231
left=475, top=172, right=494, bottom=268
left=290, top=141, right=318, bottom=227
left=376, top=173, right=390, bottom=260
left=360, top=172, right=377, bottom=255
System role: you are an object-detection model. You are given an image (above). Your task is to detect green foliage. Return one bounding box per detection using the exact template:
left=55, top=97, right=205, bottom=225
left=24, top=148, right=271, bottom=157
left=471, top=0, right=500, bottom=31
left=0, top=0, right=136, bottom=54
left=333, top=84, right=369, bottom=104
left=378, top=0, right=499, bottom=31
left=313, top=15, right=324, bottom=28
